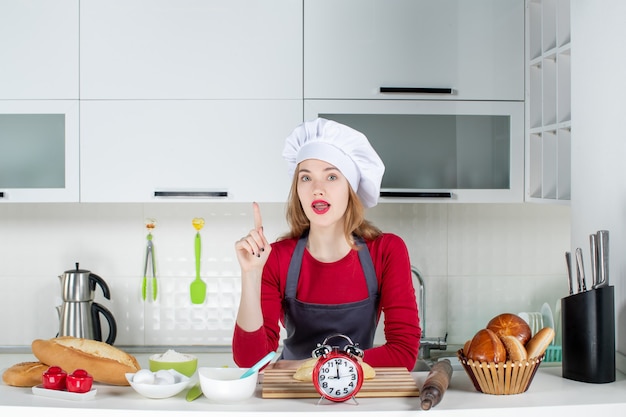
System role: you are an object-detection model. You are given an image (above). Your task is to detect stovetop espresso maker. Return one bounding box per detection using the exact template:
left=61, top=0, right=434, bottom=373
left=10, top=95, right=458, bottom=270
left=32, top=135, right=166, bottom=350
left=57, top=263, right=117, bottom=345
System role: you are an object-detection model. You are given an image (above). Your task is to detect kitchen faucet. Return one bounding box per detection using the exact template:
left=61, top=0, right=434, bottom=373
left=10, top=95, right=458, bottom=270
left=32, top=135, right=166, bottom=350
left=411, top=266, right=447, bottom=361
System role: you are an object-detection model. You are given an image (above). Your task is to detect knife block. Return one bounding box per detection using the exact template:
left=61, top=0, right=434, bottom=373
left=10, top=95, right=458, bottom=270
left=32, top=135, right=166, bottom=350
left=561, top=286, right=615, bottom=383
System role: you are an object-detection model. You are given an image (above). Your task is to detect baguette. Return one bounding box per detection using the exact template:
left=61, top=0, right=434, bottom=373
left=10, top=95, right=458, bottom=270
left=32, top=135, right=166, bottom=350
left=2, top=361, right=48, bottom=387
left=31, top=336, right=140, bottom=386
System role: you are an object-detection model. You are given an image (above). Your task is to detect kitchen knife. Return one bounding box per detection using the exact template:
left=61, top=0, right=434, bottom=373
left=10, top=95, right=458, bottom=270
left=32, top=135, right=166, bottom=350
left=565, top=251, right=574, bottom=295
left=589, top=234, right=598, bottom=289
left=595, top=230, right=609, bottom=288
left=575, top=247, right=587, bottom=292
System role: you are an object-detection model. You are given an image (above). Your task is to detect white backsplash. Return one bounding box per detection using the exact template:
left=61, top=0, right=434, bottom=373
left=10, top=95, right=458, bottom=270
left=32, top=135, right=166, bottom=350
left=0, top=202, right=571, bottom=349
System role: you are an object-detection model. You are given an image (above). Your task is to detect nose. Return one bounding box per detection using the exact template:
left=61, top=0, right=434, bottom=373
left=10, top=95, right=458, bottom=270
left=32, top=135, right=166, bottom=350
left=312, top=184, right=324, bottom=196
left=311, top=179, right=324, bottom=196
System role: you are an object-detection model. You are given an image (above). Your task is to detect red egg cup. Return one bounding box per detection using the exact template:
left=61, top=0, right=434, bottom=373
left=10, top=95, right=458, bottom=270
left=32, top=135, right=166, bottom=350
left=42, top=366, right=67, bottom=390
left=66, top=369, right=94, bottom=393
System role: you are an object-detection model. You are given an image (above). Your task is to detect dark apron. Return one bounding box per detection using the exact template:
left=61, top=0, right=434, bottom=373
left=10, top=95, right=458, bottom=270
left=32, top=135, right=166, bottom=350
left=280, top=234, right=380, bottom=360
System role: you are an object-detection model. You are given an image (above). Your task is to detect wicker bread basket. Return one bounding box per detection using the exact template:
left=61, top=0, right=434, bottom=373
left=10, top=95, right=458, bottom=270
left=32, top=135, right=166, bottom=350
left=457, top=349, right=544, bottom=395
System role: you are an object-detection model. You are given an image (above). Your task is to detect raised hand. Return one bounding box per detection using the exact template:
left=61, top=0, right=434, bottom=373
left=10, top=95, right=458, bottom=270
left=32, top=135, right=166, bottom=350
left=235, top=202, right=272, bottom=272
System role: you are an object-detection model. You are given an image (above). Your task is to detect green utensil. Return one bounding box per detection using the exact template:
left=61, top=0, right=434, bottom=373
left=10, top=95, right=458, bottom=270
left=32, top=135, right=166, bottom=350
left=142, top=219, right=157, bottom=301
left=186, top=383, right=203, bottom=402
left=142, top=238, right=149, bottom=301
left=152, top=273, right=157, bottom=301
left=190, top=218, right=206, bottom=304
left=141, top=275, right=147, bottom=301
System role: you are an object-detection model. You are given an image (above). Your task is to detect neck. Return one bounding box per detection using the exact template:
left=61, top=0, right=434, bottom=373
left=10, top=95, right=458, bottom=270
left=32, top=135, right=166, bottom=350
left=306, top=225, right=352, bottom=263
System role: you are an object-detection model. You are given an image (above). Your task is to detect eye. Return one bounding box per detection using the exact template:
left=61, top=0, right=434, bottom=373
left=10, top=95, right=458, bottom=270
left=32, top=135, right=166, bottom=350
left=327, top=174, right=338, bottom=181
left=300, top=174, right=311, bottom=182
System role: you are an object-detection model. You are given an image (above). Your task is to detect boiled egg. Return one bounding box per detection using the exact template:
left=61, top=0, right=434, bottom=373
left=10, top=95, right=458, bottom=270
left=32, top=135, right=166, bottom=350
left=154, top=369, right=176, bottom=385
left=132, top=369, right=156, bottom=384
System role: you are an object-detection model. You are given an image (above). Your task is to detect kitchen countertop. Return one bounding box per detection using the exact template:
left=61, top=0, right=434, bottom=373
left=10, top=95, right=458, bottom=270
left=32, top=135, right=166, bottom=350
left=2, top=352, right=625, bottom=416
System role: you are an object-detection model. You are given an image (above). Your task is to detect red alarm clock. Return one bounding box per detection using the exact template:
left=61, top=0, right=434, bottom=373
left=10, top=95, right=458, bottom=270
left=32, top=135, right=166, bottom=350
left=311, top=334, right=365, bottom=403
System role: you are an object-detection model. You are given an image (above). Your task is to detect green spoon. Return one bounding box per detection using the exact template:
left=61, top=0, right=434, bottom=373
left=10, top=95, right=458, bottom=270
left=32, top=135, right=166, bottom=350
left=190, top=218, right=206, bottom=304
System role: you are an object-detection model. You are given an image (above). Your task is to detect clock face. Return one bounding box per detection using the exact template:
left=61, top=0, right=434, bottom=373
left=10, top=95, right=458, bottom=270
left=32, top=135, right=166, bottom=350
left=313, top=355, right=363, bottom=402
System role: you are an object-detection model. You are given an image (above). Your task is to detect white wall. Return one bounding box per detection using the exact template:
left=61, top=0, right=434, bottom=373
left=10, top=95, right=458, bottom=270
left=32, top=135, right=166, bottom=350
left=0, top=202, right=570, bottom=349
left=571, top=0, right=626, bottom=372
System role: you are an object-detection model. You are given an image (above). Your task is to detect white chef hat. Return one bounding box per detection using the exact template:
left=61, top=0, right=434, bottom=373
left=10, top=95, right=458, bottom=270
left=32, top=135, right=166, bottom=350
left=282, top=118, right=385, bottom=208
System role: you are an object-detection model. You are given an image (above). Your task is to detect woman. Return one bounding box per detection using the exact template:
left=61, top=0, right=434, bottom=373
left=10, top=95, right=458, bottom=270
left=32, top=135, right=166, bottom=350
left=232, top=118, right=420, bottom=371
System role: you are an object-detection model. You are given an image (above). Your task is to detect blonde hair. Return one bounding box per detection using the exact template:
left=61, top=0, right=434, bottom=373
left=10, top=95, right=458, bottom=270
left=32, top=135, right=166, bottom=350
left=280, top=166, right=382, bottom=247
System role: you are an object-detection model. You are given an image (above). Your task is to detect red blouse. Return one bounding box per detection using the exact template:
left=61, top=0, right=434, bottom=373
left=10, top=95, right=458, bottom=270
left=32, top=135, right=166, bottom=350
left=232, top=233, right=421, bottom=371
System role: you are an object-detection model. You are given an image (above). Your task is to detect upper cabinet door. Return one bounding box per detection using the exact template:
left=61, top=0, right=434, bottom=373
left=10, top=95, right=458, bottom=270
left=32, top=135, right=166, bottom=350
left=80, top=0, right=302, bottom=100
left=304, top=0, right=524, bottom=101
left=0, top=0, right=79, bottom=99
left=80, top=100, right=301, bottom=203
left=0, top=100, right=80, bottom=202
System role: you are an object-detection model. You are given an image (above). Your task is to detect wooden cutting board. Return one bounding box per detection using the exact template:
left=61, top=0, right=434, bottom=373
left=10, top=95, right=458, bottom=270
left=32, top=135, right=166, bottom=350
left=261, top=367, right=420, bottom=398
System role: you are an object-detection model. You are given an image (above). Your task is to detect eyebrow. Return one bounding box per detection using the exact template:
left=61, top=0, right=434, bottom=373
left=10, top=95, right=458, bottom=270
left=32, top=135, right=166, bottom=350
left=298, top=165, right=339, bottom=174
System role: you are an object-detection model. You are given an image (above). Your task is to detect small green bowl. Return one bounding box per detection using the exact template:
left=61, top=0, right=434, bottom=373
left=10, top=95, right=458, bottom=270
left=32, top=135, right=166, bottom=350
left=149, top=354, right=198, bottom=377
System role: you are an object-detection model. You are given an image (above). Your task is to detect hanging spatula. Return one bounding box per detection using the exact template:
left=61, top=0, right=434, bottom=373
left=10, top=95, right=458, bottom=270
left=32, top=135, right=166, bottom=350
left=142, top=218, right=157, bottom=301
left=190, top=217, right=206, bottom=304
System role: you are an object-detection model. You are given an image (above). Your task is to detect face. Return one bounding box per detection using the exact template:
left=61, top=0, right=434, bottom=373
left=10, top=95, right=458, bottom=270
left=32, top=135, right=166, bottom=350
left=296, top=159, right=350, bottom=229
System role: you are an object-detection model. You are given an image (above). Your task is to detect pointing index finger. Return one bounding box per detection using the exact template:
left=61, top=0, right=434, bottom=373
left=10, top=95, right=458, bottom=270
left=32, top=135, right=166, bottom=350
left=253, top=202, right=263, bottom=230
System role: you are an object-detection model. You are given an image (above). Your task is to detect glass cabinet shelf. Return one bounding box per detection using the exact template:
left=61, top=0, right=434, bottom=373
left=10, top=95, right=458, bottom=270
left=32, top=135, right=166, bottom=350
left=0, top=100, right=79, bottom=202
left=0, top=114, right=65, bottom=188
left=306, top=99, right=524, bottom=203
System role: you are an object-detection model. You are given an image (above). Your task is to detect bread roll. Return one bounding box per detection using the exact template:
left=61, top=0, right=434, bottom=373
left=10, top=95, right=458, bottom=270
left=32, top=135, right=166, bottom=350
left=293, top=358, right=317, bottom=381
left=467, top=328, right=507, bottom=363
left=487, top=313, right=532, bottom=345
left=31, top=337, right=140, bottom=386
left=292, top=357, right=376, bottom=381
left=462, top=339, right=472, bottom=356
left=361, top=361, right=376, bottom=379
left=525, top=327, right=555, bottom=359
left=2, top=361, right=48, bottom=387
left=500, top=335, right=528, bottom=362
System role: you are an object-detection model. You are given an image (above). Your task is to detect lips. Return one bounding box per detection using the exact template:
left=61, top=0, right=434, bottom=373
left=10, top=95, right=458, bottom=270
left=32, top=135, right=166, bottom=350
left=311, top=200, right=330, bottom=214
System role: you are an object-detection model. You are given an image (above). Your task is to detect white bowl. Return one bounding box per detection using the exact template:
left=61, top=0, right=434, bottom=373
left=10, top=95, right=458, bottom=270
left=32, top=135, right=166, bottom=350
left=126, top=369, right=190, bottom=399
left=198, top=367, right=258, bottom=403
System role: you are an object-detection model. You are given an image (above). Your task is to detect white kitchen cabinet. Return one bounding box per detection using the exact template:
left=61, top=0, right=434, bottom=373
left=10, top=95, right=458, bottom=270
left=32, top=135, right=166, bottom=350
left=0, top=100, right=80, bottom=202
left=526, top=0, right=571, bottom=203
left=79, top=0, right=302, bottom=100
left=306, top=100, right=525, bottom=203
left=80, top=100, right=302, bottom=203
left=304, top=0, right=524, bottom=101
left=0, top=0, right=79, bottom=99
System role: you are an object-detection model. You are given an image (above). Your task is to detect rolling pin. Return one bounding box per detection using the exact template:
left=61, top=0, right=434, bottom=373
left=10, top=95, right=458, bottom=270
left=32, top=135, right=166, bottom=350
left=420, top=359, right=453, bottom=410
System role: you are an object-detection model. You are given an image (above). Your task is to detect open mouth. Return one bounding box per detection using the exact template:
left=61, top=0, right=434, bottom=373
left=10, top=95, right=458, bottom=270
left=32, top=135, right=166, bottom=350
left=311, top=200, right=330, bottom=214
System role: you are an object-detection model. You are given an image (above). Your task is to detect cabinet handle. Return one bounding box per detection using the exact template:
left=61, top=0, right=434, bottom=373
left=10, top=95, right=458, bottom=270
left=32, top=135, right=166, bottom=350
left=380, top=191, right=452, bottom=198
left=154, top=190, right=228, bottom=198
left=0, top=192, right=4, bottom=199
left=380, top=87, right=453, bottom=94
